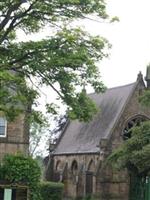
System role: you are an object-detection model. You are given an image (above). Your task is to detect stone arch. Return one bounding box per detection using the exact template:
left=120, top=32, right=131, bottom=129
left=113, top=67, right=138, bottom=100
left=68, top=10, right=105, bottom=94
left=54, top=160, right=63, bottom=182
left=55, top=160, right=62, bottom=171
left=71, top=160, right=78, bottom=176
left=87, top=159, right=95, bottom=172
left=122, top=114, right=149, bottom=140
left=85, top=159, right=95, bottom=196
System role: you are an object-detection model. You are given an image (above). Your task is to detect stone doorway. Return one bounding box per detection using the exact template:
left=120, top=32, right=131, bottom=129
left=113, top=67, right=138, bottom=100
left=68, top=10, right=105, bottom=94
left=85, top=171, right=93, bottom=195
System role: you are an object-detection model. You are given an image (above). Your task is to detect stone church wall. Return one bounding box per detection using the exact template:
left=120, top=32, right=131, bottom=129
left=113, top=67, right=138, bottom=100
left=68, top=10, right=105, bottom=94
left=52, top=154, right=100, bottom=198
left=51, top=80, right=150, bottom=200
left=103, top=82, right=150, bottom=200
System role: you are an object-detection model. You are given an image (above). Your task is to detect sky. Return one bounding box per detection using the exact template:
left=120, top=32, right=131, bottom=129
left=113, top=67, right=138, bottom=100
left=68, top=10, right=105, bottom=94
left=81, top=0, right=150, bottom=88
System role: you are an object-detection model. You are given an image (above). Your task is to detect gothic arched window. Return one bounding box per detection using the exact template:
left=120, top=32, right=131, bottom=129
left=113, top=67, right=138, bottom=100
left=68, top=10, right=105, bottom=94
left=55, top=160, right=61, bottom=171
left=0, top=117, right=7, bottom=137
left=122, top=115, right=148, bottom=140
left=87, top=160, right=95, bottom=172
left=71, top=160, right=78, bottom=176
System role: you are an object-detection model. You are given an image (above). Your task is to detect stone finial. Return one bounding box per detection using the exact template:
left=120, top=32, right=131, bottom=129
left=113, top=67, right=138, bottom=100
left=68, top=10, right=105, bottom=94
left=137, top=71, right=143, bottom=81
left=145, top=65, right=150, bottom=89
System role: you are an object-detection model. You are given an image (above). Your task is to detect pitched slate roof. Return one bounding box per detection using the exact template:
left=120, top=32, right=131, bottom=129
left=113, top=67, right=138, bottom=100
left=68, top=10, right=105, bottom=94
left=53, top=82, right=137, bottom=155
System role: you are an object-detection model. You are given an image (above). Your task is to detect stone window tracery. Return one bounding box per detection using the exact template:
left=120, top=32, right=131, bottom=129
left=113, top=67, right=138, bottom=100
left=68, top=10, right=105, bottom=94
left=122, top=115, right=148, bottom=140
left=87, top=160, right=94, bottom=172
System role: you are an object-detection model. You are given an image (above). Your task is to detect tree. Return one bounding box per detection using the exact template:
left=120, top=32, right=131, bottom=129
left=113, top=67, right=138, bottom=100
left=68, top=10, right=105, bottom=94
left=107, top=89, right=150, bottom=175
left=139, top=90, right=150, bottom=107
left=29, top=114, right=67, bottom=157
left=29, top=122, right=48, bottom=157
left=0, top=0, right=115, bottom=123
left=108, top=121, right=150, bottom=174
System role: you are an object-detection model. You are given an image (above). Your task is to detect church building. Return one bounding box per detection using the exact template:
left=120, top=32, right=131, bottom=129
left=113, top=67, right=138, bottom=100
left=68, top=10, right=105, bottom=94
left=46, top=68, right=150, bottom=200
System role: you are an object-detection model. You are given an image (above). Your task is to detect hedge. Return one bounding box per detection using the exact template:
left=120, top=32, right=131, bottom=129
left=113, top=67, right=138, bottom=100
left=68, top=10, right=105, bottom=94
left=0, top=154, right=41, bottom=200
left=40, top=181, right=64, bottom=200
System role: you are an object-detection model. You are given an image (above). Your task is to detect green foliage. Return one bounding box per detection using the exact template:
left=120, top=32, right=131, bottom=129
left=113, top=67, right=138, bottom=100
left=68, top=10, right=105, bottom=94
left=68, top=90, right=99, bottom=122
left=0, top=154, right=41, bottom=200
left=40, top=181, right=64, bottom=200
left=108, top=77, right=150, bottom=175
left=139, top=90, right=150, bottom=107
left=75, top=194, right=98, bottom=200
left=110, top=16, right=120, bottom=23
left=0, top=0, right=110, bottom=123
left=107, top=121, right=150, bottom=174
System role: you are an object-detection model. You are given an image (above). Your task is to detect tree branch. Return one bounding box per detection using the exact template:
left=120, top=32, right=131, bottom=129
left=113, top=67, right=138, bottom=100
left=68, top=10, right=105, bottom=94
left=0, top=2, right=22, bottom=31
left=0, top=2, right=35, bottom=44
left=37, top=72, right=64, bottom=100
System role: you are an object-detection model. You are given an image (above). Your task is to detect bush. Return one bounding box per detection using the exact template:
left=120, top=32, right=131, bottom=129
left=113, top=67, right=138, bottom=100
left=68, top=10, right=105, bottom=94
left=69, top=195, right=98, bottom=200
left=40, top=181, right=64, bottom=200
left=81, top=196, right=97, bottom=200
left=0, top=154, right=41, bottom=200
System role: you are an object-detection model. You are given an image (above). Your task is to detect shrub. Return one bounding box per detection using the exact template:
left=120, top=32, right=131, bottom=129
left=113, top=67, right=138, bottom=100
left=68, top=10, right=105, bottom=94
left=0, top=154, right=41, bottom=200
left=40, top=181, right=64, bottom=200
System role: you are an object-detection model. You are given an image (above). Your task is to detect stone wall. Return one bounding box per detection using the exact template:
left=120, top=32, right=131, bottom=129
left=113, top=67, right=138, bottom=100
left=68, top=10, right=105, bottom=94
left=0, top=114, right=29, bottom=160
left=52, top=154, right=100, bottom=198
left=102, top=81, right=150, bottom=200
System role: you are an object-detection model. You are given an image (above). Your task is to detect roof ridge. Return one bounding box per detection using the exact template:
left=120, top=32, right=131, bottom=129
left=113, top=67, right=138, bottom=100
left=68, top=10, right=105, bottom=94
left=107, top=82, right=136, bottom=90
left=88, top=82, right=136, bottom=96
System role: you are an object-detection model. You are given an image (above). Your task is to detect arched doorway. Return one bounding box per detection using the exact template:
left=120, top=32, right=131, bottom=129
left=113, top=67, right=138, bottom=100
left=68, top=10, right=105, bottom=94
left=71, top=160, right=78, bottom=184
left=71, top=160, right=78, bottom=176
left=70, top=160, right=79, bottom=198
left=54, top=160, right=62, bottom=181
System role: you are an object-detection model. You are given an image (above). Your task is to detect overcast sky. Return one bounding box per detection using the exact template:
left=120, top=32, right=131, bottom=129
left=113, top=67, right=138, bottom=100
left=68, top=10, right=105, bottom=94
left=80, top=0, right=150, bottom=88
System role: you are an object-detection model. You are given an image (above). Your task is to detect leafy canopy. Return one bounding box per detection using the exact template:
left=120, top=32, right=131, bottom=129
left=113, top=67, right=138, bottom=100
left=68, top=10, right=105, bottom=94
left=0, top=0, right=114, bottom=123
